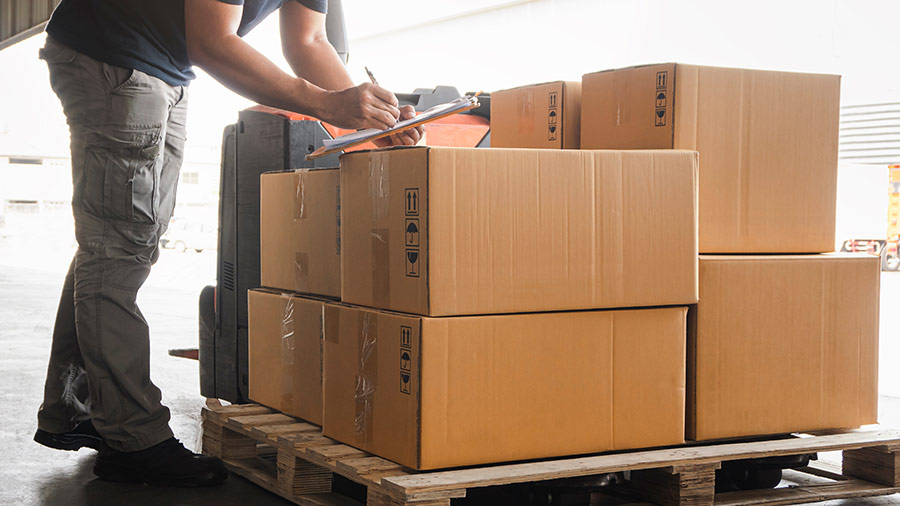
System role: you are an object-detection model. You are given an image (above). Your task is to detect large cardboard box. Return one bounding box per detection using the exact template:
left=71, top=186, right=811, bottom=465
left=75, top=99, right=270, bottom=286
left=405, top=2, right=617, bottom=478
left=491, top=81, right=581, bottom=149
left=323, top=304, right=688, bottom=470
left=260, top=168, right=341, bottom=298
left=341, top=146, right=699, bottom=316
left=248, top=289, right=331, bottom=425
left=581, top=64, right=840, bottom=253
left=688, top=254, right=880, bottom=441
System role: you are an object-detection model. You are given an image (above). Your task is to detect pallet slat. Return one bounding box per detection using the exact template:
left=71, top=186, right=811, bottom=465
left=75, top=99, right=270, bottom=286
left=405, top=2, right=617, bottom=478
left=252, top=422, right=321, bottom=441
left=715, top=478, right=900, bottom=506
left=380, top=429, right=900, bottom=498
left=306, top=445, right=369, bottom=467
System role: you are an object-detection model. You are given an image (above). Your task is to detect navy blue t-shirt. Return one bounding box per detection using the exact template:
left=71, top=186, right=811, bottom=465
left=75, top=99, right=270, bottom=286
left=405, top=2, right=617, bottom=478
left=46, top=0, right=327, bottom=86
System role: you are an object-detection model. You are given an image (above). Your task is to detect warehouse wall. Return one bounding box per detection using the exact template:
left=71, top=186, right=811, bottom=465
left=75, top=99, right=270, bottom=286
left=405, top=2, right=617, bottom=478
left=343, top=0, right=900, bottom=108
left=0, top=0, right=59, bottom=50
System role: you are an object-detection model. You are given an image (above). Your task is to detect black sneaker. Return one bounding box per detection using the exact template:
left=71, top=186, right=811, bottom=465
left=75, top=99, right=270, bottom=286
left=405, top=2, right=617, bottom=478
left=93, top=437, right=227, bottom=487
left=34, top=420, right=104, bottom=451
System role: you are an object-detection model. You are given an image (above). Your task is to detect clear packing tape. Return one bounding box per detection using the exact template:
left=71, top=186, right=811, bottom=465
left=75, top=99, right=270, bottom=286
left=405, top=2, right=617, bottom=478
left=368, top=152, right=390, bottom=221
left=281, top=294, right=295, bottom=414
left=368, top=153, right=391, bottom=307
left=354, top=312, right=377, bottom=442
left=293, top=172, right=310, bottom=292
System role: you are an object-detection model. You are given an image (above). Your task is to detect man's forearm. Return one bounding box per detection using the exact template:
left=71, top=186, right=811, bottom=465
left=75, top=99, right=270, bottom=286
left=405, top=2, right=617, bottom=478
left=284, top=38, right=355, bottom=92
left=190, top=33, right=327, bottom=117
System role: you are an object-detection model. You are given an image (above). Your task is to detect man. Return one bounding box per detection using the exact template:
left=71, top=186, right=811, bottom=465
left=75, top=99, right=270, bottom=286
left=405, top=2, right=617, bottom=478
left=32, top=0, right=422, bottom=487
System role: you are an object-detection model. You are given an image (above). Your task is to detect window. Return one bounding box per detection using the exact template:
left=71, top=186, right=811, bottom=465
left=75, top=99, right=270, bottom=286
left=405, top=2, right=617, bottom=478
left=182, top=172, right=200, bottom=184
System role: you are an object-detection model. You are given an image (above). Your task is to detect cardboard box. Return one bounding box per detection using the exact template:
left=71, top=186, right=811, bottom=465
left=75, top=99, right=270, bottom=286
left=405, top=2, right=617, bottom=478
left=248, top=289, right=331, bottom=425
left=688, top=254, right=880, bottom=441
left=491, top=81, right=581, bottom=149
left=260, top=168, right=341, bottom=298
left=581, top=64, right=840, bottom=253
left=340, top=146, right=699, bottom=316
left=323, top=304, right=688, bottom=470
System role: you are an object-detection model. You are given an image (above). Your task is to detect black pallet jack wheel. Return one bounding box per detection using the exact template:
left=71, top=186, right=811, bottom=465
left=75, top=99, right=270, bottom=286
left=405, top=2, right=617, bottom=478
left=746, top=467, right=783, bottom=490
left=717, top=465, right=783, bottom=492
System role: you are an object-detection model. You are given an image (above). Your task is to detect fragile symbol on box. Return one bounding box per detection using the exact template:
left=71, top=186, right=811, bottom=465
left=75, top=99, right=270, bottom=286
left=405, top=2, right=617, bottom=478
left=405, top=188, right=419, bottom=216
left=548, top=124, right=558, bottom=141
left=655, top=108, right=666, bottom=127
left=400, top=372, right=411, bottom=394
left=405, top=248, right=420, bottom=277
left=405, top=218, right=419, bottom=247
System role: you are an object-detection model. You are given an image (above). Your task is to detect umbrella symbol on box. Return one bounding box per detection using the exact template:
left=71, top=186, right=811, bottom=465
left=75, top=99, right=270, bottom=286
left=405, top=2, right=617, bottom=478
left=401, top=350, right=411, bottom=371
left=405, top=220, right=419, bottom=246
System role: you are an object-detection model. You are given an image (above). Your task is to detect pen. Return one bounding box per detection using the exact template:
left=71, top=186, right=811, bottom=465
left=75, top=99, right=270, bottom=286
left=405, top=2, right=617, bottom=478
left=365, top=66, right=379, bottom=86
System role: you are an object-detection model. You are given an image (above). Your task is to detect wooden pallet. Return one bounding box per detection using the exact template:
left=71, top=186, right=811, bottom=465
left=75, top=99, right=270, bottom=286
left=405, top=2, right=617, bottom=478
left=201, top=399, right=900, bottom=506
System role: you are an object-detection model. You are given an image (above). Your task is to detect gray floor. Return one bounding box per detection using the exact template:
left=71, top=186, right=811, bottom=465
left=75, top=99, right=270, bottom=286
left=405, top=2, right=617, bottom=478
left=2, top=236, right=900, bottom=505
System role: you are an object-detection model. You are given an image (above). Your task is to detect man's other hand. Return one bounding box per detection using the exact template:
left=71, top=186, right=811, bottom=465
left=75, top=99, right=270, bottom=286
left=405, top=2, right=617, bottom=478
left=374, top=105, right=423, bottom=148
left=323, top=83, right=401, bottom=130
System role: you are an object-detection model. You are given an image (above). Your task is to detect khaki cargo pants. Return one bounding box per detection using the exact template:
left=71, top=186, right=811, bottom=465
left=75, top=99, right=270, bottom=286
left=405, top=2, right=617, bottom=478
left=36, top=35, right=188, bottom=452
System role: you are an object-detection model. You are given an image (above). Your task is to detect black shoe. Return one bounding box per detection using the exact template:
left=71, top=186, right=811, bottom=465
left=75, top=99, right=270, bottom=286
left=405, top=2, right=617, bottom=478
left=93, top=437, right=227, bottom=487
left=34, top=420, right=104, bottom=451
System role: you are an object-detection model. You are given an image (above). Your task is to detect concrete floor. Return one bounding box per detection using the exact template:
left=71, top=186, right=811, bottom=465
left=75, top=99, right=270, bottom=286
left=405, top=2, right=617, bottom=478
left=2, top=217, right=900, bottom=505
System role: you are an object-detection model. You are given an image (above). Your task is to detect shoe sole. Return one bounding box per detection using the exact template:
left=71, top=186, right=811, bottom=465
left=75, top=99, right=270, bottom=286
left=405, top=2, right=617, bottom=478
left=94, top=459, right=228, bottom=487
left=34, top=430, right=104, bottom=451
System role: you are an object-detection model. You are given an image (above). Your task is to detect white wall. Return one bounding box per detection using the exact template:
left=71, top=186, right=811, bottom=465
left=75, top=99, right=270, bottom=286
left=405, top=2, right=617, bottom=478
left=342, top=0, right=900, bottom=106
left=835, top=163, right=889, bottom=246
left=2, top=0, right=899, bottom=167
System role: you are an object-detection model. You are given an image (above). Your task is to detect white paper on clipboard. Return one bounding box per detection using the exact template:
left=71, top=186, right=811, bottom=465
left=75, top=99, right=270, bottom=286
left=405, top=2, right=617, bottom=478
left=321, top=95, right=480, bottom=151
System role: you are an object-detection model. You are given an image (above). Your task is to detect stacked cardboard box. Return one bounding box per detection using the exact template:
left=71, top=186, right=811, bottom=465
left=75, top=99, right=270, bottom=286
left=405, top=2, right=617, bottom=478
left=259, top=168, right=341, bottom=298
left=687, top=254, right=879, bottom=440
left=492, top=81, right=581, bottom=149
left=328, top=147, right=699, bottom=469
left=576, top=63, right=880, bottom=440
left=247, top=289, right=335, bottom=425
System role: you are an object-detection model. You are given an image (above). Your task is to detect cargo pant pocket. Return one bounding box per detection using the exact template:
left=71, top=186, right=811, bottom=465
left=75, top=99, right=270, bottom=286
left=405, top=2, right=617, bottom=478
left=82, top=128, right=162, bottom=223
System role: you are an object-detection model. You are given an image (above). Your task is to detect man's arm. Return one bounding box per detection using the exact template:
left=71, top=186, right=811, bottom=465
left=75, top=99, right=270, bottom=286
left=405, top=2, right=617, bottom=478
left=279, top=1, right=352, bottom=91
left=185, top=0, right=399, bottom=130
left=279, top=2, right=422, bottom=146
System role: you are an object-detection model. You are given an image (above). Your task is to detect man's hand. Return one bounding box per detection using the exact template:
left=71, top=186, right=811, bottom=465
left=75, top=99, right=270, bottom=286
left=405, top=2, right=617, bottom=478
left=374, top=105, right=424, bottom=147
left=321, top=83, right=401, bottom=130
